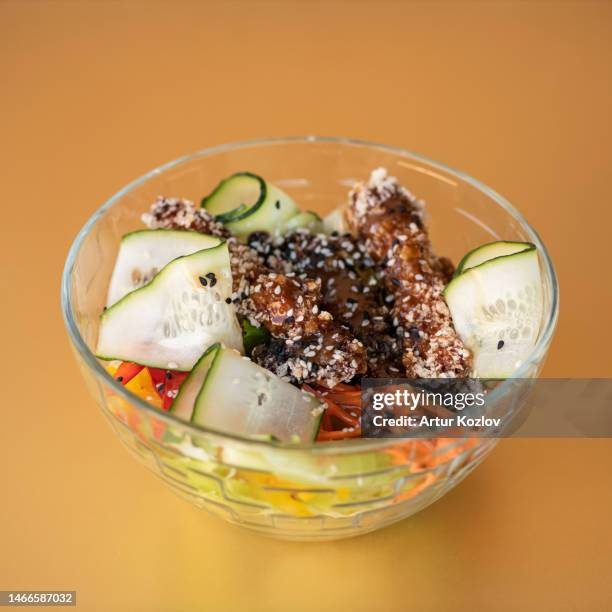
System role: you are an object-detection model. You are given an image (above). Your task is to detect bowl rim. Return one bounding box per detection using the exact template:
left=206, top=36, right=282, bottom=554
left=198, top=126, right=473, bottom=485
left=61, top=135, right=560, bottom=452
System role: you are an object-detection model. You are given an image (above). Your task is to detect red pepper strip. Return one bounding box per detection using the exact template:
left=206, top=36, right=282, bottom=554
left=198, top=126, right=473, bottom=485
left=148, top=367, right=169, bottom=409
left=148, top=367, right=166, bottom=387
left=114, top=362, right=145, bottom=385
left=148, top=367, right=189, bottom=411
left=165, top=371, right=188, bottom=410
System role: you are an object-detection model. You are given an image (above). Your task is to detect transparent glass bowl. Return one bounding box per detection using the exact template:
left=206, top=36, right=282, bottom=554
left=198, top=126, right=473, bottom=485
left=61, top=137, right=559, bottom=540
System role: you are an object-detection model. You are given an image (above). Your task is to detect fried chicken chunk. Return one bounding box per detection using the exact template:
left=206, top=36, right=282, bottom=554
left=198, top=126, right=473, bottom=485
left=244, top=272, right=366, bottom=387
left=248, top=230, right=403, bottom=377
left=347, top=168, right=471, bottom=377
left=142, top=196, right=231, bottom=238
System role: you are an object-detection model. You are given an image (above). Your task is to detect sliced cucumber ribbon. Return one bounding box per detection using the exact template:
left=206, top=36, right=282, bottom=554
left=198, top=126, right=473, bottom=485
left=445, top=243, right=543, bottom=378
left=96, top=242, right=243, bottom=370
left=191, top=345, right=323, bottom=443
left=202, top=172, right=300, bottom=237
left=454, top=240, right=534, bottom=276
left=282, top=211, right=323, bottom=234
left=202, top=172, right=267, bottom=223
left=170, top=343, right=219, bottom=421
left=322, top=206, right=350, bottom=235
left=106, top=229, right=220, bottom=307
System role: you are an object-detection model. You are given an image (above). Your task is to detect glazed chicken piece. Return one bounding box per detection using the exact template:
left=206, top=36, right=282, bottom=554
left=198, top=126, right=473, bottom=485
left=142, top=197, right=367, bottom=386
left=249, top=230, right=404, bottom=377
left=142, top=196, right=231, bottom=239
left=347, top=168, right=471, bottom=378
left=245, top=272, right=367, bottom=386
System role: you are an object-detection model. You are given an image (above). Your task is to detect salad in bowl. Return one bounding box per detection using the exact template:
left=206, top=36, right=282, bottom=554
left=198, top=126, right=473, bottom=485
left=62, top=138, right=558, bottom=540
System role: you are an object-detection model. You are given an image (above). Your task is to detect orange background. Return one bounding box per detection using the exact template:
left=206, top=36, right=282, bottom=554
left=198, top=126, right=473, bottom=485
left=2, top=1, right=612, bottom=610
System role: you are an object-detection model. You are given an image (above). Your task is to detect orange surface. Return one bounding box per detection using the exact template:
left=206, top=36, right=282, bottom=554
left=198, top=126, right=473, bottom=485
left=1, top=1, right=612, bottom=610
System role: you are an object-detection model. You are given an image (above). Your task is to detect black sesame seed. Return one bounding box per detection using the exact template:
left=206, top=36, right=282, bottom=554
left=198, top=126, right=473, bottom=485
left=198, top=276, right=208, bottom=287
left=391, top=277, right=401, bottom=286
left=225, top=297, right=232, bottom=304
left=117, top=376, right=123, bottom=383
left=247, top=231, right=270, bottom=247
left=408, top=326, right=421, bottom=342
left=165, top=371, right=173, bottom=380
left=497, top=340, right=505, bottom=350
left=206, top=272, right=216, bottom=280
left=275, top=200, right=281, bottom=209
left=156, top=383, right=165, bottom=392
left=331, top=230, right=339, bottom=237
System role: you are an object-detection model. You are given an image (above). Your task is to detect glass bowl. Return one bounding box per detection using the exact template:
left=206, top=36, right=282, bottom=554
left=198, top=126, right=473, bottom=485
left=61, top=137, right=559, bottom=541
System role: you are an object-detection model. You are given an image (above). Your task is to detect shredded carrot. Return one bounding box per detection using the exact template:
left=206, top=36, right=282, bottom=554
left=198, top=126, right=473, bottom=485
left=326, top=403, right=359, bottom=427
left=304, top=383, right=363, bottom=442
left=329, top=394, right=360, bottom=407
left=305, top=383, right=482, bottom=495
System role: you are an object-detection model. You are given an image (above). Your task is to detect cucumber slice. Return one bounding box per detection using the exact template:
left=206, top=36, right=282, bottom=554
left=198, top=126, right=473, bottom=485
left=455, top=240, right=534, bottom=276
left=202, top=172, right=265, bottom=223
left=170, top=344, right=220, bottom=421
left=96, top=243, right=243, bottom=370
left=444, top=247, right=543, bottom=378
left=106, top=229, right=220, bottom=306
left=192, top=347, right=324, bottom=443
left=282, top=211, right=323, bottom=234
left=202, top=172, right=299, bottom=237
left=322, top=207, right=350, bottom=235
